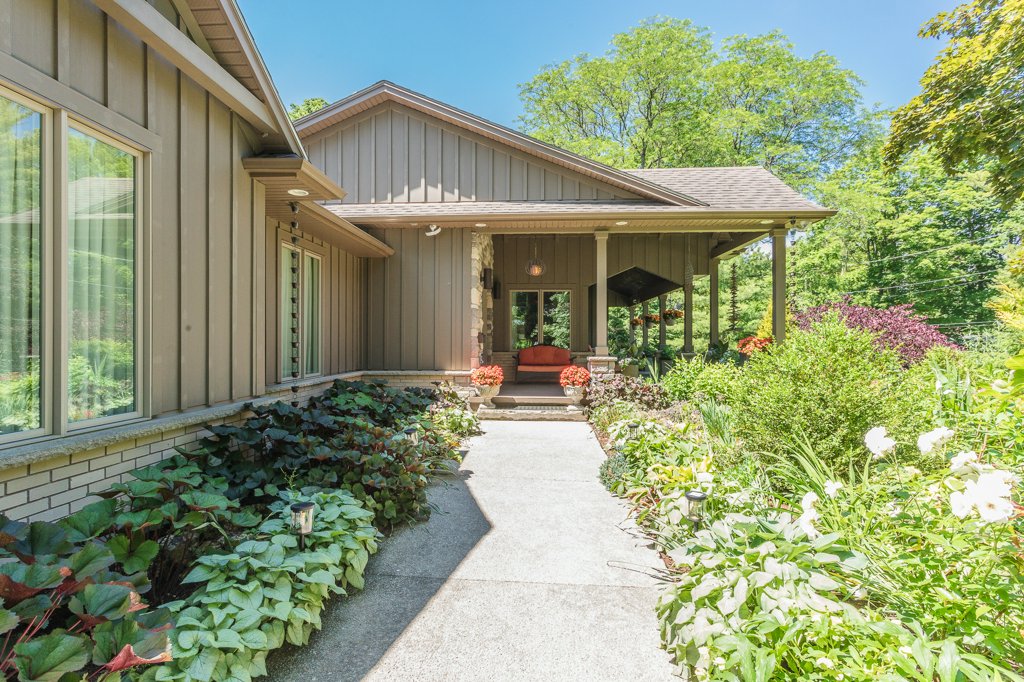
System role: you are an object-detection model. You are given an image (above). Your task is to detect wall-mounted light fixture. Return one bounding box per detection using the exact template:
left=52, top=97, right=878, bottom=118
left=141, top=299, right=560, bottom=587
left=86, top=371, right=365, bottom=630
left=481, top=267, right=494, bottom=289
left=288, top=188, right=310, bottom=197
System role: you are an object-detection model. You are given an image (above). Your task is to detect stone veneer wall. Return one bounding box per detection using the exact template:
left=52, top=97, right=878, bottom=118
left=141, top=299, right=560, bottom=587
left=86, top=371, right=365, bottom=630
left=470, top=233, right=495, bottom=367
left=0, top=370, right=470, bottom=522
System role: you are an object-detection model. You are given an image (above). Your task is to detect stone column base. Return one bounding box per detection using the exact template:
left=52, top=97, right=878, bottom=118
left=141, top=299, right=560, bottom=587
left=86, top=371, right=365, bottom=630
left=587, top=355, right=618, bottom=378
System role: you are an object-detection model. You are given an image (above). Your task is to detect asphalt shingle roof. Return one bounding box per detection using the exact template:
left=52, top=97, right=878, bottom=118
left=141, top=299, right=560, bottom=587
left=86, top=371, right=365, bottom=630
left=624, top=167, right=826, bottom=212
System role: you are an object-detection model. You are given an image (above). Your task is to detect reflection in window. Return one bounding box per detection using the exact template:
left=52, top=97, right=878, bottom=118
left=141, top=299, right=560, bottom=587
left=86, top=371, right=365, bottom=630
left=0, top=94, right=42, bottom=434
left=303, top=253, right=321, bottom=375
left=511, top=290, right=570, bottom=349
left=67, top=128, right=136, bottom=423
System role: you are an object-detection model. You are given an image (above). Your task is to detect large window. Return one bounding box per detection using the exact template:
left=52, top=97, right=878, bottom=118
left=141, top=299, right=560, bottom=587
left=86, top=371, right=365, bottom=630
left=510, top=290, right=571, bottom=349
left=67, top=128, right=137, bottom=423
left=0, top=92, right=43, bottom=436
left=0, top=84, right=141, bottom=444
left=279, top=244, right=322, bottom=380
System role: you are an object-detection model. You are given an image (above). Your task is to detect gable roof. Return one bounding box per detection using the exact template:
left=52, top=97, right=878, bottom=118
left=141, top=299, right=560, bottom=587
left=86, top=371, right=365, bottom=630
left=625, top=167, right=827, bottom=212
left=293, top=81, right=705, bottom=207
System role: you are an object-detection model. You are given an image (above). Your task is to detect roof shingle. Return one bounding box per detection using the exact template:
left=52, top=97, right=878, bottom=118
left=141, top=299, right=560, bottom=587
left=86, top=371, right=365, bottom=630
left=624, top=167, right=826, bottom=212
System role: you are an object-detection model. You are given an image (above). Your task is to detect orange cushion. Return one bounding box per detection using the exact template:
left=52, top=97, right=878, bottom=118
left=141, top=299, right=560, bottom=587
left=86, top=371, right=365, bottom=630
left=519, top=345, right=570, bottom=366
left=518, top=364, right=572, bottom=372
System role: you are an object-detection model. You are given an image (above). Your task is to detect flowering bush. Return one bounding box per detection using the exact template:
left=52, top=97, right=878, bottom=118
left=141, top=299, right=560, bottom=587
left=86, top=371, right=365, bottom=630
left=630, top=317, right=644, bottom=327
left=663, top=308, right=684, bottom=321
left=736, top=336, right=771, bottom=356
left=644, top=313, right=661, bottom=324
left=469, top=364, right=503, bottom=387
left=795, top=299, right=957, bottom=365
left=559, top=365, right=591, bottom=387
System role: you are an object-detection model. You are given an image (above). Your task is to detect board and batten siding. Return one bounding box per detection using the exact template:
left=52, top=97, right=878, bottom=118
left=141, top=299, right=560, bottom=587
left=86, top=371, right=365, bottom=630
left=491, top=234, right=711, bottom=352
left=0, top=0, right=271, bottom=417
left=264, top=220, right=367, bottom=384
left=302, top=102, right=641, bottom=204
left=364, top=228, right=473, bottom=371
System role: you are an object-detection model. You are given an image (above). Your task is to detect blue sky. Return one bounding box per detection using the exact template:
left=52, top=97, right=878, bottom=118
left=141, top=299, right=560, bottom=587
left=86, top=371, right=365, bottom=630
left=239, top=0, right=958, bottom=128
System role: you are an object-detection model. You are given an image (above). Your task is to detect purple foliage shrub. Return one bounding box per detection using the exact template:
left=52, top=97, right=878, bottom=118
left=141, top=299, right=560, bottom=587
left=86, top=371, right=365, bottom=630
left=794, top=299, right=958, bottom=364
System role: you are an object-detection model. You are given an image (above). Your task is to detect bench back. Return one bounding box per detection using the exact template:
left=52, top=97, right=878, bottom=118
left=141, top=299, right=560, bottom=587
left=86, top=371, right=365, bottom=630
left=519, top=344, right=571, bottom=365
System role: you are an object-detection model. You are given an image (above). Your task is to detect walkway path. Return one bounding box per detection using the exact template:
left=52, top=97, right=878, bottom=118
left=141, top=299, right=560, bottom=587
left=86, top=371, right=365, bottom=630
left=270, top=421, right=676, bottom=681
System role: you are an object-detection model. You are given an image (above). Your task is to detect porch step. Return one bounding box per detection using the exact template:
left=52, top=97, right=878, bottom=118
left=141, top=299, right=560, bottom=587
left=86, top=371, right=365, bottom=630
left=476, top=406, right=586, bottom=422
left=491, top=395, right=574, bottom=408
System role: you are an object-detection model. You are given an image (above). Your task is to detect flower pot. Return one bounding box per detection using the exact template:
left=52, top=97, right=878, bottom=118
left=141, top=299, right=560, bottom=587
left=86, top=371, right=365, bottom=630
left=477, top=384, right=500, bottom=407
left=621, top=364, right=639, bottom=378
left=563, top=385, right=585, bottom=405
left=664, top=317, right=678, bottom=326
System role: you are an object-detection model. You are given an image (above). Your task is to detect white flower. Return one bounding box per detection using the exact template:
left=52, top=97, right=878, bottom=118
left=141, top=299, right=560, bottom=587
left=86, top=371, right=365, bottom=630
left=798, top=508, right=821, bottom=539
left=823, top=480, right=843, bottom=498
left=950, top=450, right=978, bottom=471
left=898, top=645, right=913, bottom=656
left=950, top=490, right=972, bottom=518
left=976, top=495, right=1014, bottom=524
left=864, top=427, right=896, bottom=459
left=917, top=426, right=954, bottom=454
left=903, top=466, right=922, bottom=478
left=696, top=472, right=714, bottom=484
left=973, top=471, right=1013, bottom=500
left=801, top=491, right=820, bottom=510
left=816, top=657, right=835, bottom=670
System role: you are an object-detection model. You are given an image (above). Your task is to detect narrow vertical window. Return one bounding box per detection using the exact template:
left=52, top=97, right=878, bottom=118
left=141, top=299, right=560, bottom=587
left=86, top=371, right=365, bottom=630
left=303, top=252, right=321, bottom=375
left=280, top=244, right=299, bottom=378
left=510, top=291, right=538, bottom=349
left=542, top=291, right=571, bottom=347
left=67, top=128, right=136, bottom=423
left=0, top=93, right=42, bottom=435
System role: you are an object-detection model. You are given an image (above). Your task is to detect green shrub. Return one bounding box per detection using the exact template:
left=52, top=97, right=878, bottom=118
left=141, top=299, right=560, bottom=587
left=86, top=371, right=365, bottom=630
left=661, top=357, right=707, bottom=402
left=731, top=316, right=931, bottom=471
left=586, top=375, right=669, bottom=412
left=598, top=453, right=629, bottom=491
left=691, top=362, right=742, bottom=405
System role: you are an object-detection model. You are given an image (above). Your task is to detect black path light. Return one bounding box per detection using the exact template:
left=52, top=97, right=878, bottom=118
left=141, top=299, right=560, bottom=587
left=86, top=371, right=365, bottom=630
left=685, top=490, right=708, bottom=531
left=403, top=426, right=420, bottom=446
left=628, top=422, right=641, bottom=441
left=290, top=501, right=315, bottom=549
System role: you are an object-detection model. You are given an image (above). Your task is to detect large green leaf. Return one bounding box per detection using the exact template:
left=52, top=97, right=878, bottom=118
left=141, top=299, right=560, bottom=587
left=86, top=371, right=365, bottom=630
left=107, top=535, right=160, bottom=574
left=0, top=562, right=64, bottom=604
left=185, top=648, right=222, bottom=682
left=13, top=631, right=91, bottom=682
left=0, top=605, right=18, bottom=635
left=11, top=522, right=72, bottom=561
left=67, top=541, right=115, bottom=580
left=59, top=499, right=116, bottom=543
left=68, top=583, right=134, bottom=627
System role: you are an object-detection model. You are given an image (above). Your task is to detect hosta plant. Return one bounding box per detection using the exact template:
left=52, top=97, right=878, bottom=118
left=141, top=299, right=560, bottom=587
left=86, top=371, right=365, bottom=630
left=147, top=489, right=378, bottom=682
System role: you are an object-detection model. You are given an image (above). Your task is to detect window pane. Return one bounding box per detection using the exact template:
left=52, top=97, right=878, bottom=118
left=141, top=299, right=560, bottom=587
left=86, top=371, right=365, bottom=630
left=0, top=95, right=42, bottom=434
left=303, top=253, right=320, bottom=375
left=511, top=291, right=538, bottom=349
left=543, top=291, right=571, bottom=348
left=280, top=245, right=299, bottom=379
left=67, top=129, right=135, bottom=422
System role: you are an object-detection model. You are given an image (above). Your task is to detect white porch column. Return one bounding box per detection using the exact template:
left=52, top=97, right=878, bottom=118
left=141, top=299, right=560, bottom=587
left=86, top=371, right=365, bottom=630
left=683, top=282, right=694, bottom=355
left=594, top=230, right=609, bottom=355
left=658, top=294, right=667, bottom=349
left=771, top=228, right=787, bottom=343
left=709, top=258, right=720, bottom=346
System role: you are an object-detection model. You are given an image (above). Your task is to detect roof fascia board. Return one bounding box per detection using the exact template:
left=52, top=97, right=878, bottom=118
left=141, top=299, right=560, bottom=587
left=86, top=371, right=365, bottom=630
left=93, top=0, right=277, bottom=136
left=295, top=82, right=706, bottom=207
left=329, top=208, right=836, bottom=223
left=218, top=0, right=305, bottom=156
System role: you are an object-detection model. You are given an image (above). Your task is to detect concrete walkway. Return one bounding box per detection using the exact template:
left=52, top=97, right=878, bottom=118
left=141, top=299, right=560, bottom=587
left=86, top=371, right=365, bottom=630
left=269, top=421, right=676, bottom=681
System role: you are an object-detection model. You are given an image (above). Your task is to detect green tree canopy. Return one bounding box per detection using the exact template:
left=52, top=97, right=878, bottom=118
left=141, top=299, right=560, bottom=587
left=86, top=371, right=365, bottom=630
left=885, top=0, right=1024, bottom=206
left=518, top=18, right=874, bottom=185
left=288, top=97, right=330, bottom=121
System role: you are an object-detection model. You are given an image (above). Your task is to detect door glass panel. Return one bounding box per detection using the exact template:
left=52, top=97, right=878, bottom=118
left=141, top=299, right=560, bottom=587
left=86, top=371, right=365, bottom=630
left=542, top=291, right=570, bottom=348
left=67, top=128, right=135, bottom=423
left=0, top=94, right=42, bottom=434
left=511, top=291, right=538, bottom=349
left=280, top=245, right=298, bottom=379
left=303, top=253, right=321, bottom=375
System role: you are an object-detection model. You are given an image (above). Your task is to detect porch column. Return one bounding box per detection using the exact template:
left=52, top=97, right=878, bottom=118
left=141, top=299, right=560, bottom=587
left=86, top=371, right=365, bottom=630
left=683, top=282, right=694, bottom=355
left=709, top=258, right=720, bottom=346
left=594, top=231, right=609, bottom=355
left=628, top=305, right=636, bottom=348
left=658, top=295, right=667, bottom=349
left=641, top=300, right=650, bottom=347
left=771, top=228, right=787, bottom=343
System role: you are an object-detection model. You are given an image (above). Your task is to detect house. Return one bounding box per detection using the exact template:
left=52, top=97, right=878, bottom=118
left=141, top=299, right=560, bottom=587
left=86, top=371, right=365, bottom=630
left=0, top=0, right=832, bottom=522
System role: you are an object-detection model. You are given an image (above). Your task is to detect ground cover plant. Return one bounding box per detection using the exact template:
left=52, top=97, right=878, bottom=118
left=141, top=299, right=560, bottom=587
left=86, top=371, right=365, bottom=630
left=589, top=307, right=1024, bottom=680
left=0, top=379, right=473, bottom=682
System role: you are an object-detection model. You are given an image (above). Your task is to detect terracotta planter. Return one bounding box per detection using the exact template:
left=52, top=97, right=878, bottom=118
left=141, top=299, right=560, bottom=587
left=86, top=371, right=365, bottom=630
left=476, top=384, right=500, bottom=407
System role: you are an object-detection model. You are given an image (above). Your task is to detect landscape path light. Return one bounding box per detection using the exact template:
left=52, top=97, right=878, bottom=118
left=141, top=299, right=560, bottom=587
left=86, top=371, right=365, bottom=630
left=685, top=490, right=708, bottom=531
left=290, top=501, right=315, bottom=549
left=404, top=426, right=420, bottom=446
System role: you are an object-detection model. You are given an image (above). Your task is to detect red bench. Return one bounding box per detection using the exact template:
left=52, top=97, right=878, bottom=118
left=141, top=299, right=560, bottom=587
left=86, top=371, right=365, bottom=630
left=516, top=345, right=573, bottom=382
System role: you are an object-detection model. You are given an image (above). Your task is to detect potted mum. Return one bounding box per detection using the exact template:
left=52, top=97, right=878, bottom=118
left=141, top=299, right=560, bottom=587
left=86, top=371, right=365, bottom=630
left=470, top=364, right=503, bottom=407
left=643, top=313, right=660, bottom=329
left=559, top=365, right=591, bottom=407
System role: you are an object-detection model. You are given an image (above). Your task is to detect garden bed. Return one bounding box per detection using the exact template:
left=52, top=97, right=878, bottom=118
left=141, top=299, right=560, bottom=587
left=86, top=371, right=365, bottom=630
left=0, top=380, right=480, bottom=682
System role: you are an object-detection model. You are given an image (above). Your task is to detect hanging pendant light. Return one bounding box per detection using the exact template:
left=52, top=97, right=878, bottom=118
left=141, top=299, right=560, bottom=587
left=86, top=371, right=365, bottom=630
left=525, top=238, right=546, bottom=277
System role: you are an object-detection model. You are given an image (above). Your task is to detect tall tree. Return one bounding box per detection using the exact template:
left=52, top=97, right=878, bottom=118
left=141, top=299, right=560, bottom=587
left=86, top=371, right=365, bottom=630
left=519, top=20, right=872, bottom=184
left=885, top=0, right=1024, bottom=206
left=288, top=97, right=329, bottom=121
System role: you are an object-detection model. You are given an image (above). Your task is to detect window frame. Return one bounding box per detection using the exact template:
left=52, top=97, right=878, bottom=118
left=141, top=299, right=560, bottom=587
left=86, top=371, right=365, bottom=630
left=0, top=81, right=147, bottom=448
left=278, top=241, right=323, bottom=383
left=509, top=288, right=572, bottom=349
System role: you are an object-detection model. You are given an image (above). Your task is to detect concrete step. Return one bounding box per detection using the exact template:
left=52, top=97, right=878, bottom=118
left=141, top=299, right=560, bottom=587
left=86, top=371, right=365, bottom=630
left=477, top=406, right=586, bottom=422
left=491, top=395, right=574, bottom=408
